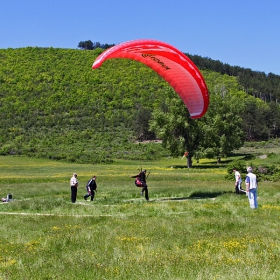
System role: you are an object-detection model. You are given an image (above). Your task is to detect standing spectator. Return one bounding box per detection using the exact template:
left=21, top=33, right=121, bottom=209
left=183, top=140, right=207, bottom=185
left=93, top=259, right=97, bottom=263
left=70, top=173, right=78, bottom=203
left=84, top=176, right=98, bottom=201
left=131, top=169, right=149, bottom=201
left=233, top=168, right=243, bottom=194
left=245, top=167, right=258, bottom=209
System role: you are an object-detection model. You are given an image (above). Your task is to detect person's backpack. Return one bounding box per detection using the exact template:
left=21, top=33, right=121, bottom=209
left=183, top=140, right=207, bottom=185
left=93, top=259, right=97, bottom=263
left=135, top=178, right=143, bottom=187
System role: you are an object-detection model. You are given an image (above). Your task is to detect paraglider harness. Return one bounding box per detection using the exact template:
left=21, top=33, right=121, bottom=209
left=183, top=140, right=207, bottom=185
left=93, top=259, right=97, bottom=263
left=135, top=177, right=143, bottom=187
left=1, top=194, right=13, bottom=202
left=134, top=170, right=150, bottom=187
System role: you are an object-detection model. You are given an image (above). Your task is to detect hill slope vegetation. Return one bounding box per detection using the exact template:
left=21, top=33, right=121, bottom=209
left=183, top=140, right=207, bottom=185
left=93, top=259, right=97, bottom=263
left=0, top=47, right=173, bottom=162
left=1, top=47, right=280, bottom=163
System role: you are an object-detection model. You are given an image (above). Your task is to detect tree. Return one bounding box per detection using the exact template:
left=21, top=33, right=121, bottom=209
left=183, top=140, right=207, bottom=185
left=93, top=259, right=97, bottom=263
left=78, top=40, right=94, bottom=50
left=150, top=84, right=247, bottom=167
left=149, top=91, right=202, bottom=168
left=133, top=105, right=156, bottom=141
left=77, top=41, right=115, bottom=50
left=267, top=102, right=280, bottom=138
left=200, top=90, right=245, bottom=163
left=241, top=98, right=266, bottom=140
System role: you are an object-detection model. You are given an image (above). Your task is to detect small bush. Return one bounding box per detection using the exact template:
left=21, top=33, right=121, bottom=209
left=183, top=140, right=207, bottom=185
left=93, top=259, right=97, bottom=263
left=225, top=159, right=247, bottom=180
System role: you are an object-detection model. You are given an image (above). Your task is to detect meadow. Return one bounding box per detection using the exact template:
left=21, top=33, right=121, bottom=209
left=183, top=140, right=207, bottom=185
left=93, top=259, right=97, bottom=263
left=0, top=153, right=280, bottom=280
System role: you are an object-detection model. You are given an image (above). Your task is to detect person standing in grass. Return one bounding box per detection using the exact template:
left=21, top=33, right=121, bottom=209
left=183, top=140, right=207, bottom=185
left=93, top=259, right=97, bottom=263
left=84, top=176, right=97, bottom=201
left=131, top=169, right=149, bottom=201
left=70, top=173, right=78, bottom=203
left=245, top=166, right=258, bottom=209
left=233, top=168, right=243, bottom=194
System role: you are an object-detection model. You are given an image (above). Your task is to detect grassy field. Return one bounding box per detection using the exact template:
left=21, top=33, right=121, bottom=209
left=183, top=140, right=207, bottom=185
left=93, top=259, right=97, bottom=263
left=0, top=153, right=280, bottom=280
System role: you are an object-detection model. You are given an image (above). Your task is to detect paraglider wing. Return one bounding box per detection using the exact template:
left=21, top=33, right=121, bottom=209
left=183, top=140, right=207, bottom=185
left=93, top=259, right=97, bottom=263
left=92, top=39, right=209, bottom=118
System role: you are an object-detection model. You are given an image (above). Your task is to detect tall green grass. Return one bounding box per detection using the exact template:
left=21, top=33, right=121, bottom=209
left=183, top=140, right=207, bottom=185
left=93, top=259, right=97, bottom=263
left=0, top=155, right=280, bottom=279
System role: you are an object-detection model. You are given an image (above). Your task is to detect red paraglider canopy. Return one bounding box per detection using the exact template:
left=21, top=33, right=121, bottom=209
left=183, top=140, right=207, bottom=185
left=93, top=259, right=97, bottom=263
left=92, top=39, right=209, bottom=118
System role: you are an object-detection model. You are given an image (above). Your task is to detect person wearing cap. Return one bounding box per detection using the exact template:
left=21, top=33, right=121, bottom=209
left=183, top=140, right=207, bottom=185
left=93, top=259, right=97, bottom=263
left=131, top=169, right=149, bottom=201
left=70, top=173, right=78, bottom=203
left=245, top=167, right=258, bottom=209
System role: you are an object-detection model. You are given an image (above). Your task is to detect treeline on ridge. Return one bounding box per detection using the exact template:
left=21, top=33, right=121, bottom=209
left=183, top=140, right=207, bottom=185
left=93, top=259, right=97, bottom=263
left=188, top=54, right=280, bottom=102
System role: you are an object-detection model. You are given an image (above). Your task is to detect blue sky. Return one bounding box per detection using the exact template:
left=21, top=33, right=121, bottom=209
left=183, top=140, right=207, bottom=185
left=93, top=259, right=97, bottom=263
left=1, top=0, right=279, bottom=75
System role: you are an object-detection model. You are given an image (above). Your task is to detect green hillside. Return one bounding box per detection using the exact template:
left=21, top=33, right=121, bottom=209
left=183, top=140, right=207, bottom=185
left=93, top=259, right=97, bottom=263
left=0, top=47, right=174, bottom=163
left=1, top=47, right=280, bottom=163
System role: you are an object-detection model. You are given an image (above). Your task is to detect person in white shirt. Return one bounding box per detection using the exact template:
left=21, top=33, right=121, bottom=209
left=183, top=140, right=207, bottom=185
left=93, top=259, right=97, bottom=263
left=245, top=167, right=258, bottom=209
left=70, top=173, right=78, bottom=203
left=232, top=168, right=243, bottom=194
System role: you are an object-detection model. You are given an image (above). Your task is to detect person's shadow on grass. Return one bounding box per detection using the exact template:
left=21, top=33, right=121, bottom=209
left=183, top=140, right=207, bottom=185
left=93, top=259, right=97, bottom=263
left=157, top=190, right=231, bottom=202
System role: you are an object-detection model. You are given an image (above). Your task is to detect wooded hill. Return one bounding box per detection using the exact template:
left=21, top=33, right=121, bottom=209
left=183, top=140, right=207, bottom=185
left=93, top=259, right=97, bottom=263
left=1, top=47, right=280, bottom=163
left=187, top=54, right=280, bottom=102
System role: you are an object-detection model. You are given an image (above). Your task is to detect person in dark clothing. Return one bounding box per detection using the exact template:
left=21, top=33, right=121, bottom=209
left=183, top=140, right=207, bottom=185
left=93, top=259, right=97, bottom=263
left=84, top=176, right=97, bottom=201
left=131, top=170, right=149, bottom=201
